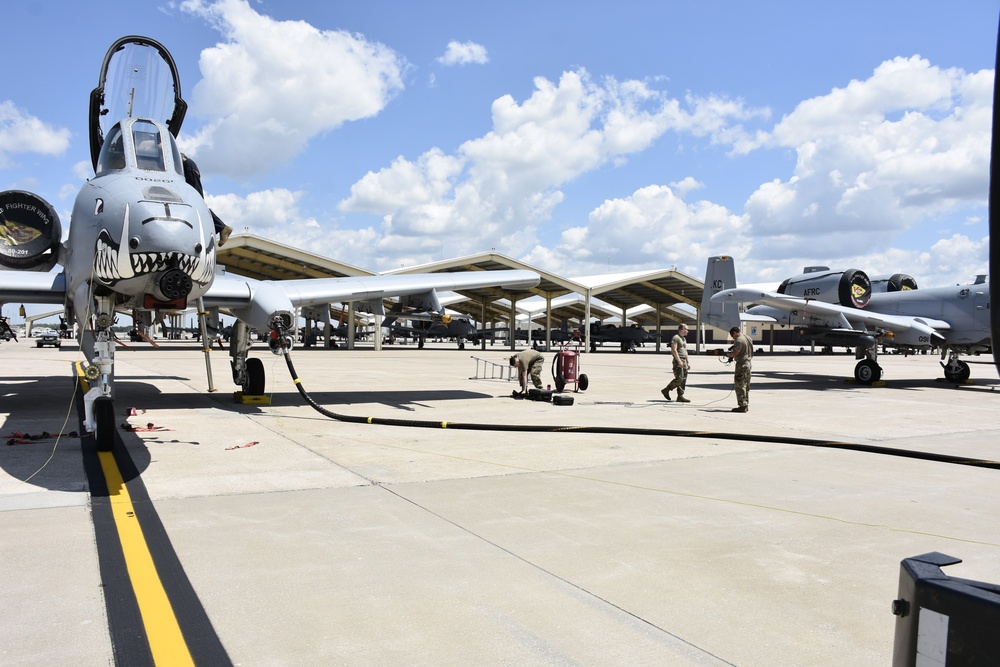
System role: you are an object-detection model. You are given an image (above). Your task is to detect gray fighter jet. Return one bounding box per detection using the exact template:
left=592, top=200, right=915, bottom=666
left=701, top=255, right=991, bottom=385
left=0, top=36, right=538, bottom=449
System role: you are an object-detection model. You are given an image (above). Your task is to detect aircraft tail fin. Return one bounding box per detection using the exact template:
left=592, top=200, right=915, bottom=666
left=701, top=256, right=741, bottom=331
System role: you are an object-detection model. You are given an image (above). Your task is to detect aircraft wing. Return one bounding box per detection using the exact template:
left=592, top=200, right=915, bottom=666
left=0, top=270, right=67, bottom=305
left=711, top=288, right=949, bottom=342
left=203, top=270, right=539, bottom=332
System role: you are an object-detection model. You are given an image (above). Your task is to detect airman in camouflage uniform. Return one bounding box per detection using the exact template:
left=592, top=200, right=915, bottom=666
left=511, top=348, right=545, bottom=393
left=727, top=326, right=753, bottom=412
left=661, top=324, right=690, bottom=403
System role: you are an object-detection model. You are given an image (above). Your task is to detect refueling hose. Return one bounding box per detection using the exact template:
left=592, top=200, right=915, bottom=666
left=283, top=352, right=1000, bottom=471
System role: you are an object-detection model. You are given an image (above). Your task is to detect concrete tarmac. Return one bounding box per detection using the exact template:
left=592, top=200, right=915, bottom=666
left=2, top=336, right=999, bottom=666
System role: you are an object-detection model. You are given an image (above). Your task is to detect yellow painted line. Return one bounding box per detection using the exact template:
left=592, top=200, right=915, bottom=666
left=75, top=361, right=89, bottom=388
left=98, top=450, right=194, bottom=666
left=76, top=363, right=194, bottom=662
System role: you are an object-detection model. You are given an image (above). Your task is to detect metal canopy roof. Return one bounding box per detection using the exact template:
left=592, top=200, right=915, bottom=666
left=572, top=269, right=704, bottom=325
left=216, top=234, right=373, bottom=281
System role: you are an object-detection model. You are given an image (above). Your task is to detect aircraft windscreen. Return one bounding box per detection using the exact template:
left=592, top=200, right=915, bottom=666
left=95, top=124, right=126, bottom=175
left=99, top=42, right=180, bottom=138
left=132, top=121, right=166, bottom=171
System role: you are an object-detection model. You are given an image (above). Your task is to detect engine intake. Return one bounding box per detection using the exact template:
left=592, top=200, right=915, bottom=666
left=871, top=273, right=918, bottom=292
left=777, top=268, right=872, bottom=309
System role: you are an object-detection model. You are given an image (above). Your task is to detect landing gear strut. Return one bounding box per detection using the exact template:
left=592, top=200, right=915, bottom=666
left=229, top=315, right=294, bottom=396
left=82, top=298, right=118, bottom=451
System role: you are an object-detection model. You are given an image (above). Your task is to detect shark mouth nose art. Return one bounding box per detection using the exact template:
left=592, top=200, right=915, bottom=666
left=93, top=203, right=214, bottom=286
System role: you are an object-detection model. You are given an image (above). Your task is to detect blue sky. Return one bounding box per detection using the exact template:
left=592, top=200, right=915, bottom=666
left=2, top=0, right=997, bottom=298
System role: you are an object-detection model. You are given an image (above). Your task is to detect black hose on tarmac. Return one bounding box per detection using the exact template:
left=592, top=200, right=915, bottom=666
left=284, top=353, right=1000, bottom=471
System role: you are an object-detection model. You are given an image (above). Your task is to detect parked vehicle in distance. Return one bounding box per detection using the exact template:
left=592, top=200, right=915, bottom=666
left=36, top=331, right=61, bottom=348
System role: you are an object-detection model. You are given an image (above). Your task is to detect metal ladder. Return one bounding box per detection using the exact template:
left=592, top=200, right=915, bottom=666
left=469, top=355, right=516, bottom=381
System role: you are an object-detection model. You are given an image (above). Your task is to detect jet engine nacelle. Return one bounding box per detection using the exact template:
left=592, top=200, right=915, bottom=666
left=777, top=268, right=872, bottom=309
left=871, top=273, right=918, bottom=293
left=0, top=190, right=62, bottom=272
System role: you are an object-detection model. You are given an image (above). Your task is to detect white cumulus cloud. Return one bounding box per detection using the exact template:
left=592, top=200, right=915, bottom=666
left=178, top=0, right=407, bottom=178
left=735, top=56, right=991, bottom=273
left=437, top=41, right=489, bottom=66
left=338, top=68, right=763, bottom=268
left=0, top=101, right=71, bottom=169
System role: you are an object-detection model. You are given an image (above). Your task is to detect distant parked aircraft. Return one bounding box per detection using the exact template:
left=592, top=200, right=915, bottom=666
left=702, top=256, right=991, bottom=385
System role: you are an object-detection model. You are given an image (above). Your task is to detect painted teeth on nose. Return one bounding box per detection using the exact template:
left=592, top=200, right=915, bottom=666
left=95, top=239, right=119, bottom=280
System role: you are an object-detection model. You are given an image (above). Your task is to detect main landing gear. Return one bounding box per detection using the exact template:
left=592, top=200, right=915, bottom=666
left=854, top=358, right=882, bottom=385
left=941, top=349, right=971, bottom=384
left=228, top=316, right=294, bottom=396
left=854, top=343, right=973, bottom=385
left=853, top=334, right=884, bottom=386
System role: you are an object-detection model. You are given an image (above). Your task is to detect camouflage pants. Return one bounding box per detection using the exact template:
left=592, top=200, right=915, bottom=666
left=665, top=363, right=687, bottom=397
left=734, top=359, right=752, bottom=407
left=527, top=358, right=544, bottom=389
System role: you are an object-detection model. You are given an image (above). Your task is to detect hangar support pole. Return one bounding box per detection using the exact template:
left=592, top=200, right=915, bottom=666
left=480, top=297, right=488, bottom=351
left=545, top=296, right=552, bottom=351
left=347, top=302, right=356, bottom=350
left=655, top=306, right=662, bottom=353
left=508, top=299, right=517, bottom=351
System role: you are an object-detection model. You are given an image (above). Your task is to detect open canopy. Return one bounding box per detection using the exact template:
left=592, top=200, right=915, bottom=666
left=89, top=36, right=187, bottom=171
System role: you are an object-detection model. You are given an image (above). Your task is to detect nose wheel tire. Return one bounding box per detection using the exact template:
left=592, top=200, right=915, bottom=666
left=94, top=396, right=115, bottom=451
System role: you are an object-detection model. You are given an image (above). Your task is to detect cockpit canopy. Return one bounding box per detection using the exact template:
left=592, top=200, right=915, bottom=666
left=89, top=36, right=187, bottom=172
left=95, top=118, right=183, bottom=177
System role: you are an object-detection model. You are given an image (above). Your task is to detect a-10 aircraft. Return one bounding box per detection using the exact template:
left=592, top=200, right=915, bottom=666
left=383, top=312, right=494, bottom=349
left=584, top=321, right=656, bottom=352
left=0, top=36, right=538, bottom=449
left=701, top=255, right=991, bottom=385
